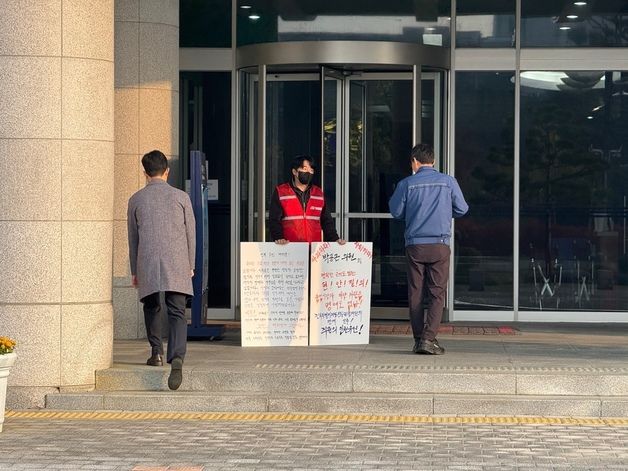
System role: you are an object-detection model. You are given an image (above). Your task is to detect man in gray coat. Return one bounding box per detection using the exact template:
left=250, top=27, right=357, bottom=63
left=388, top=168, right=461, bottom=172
left=127, top=150, right=196, bottom=390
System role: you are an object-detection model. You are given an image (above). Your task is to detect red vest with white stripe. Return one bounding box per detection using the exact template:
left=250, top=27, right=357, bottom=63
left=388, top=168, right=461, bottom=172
left=277, top=183, right=324, bottom=243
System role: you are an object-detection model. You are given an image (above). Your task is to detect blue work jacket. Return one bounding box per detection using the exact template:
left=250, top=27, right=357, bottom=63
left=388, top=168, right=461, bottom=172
left=389, top=166, right=469, bottom=247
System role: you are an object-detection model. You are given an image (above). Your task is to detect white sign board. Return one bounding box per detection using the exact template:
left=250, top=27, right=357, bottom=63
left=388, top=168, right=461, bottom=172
left=207, top=179, right=219, bottom=201
left=309, top=242, right=373, bottom=345
left=240, top=242, right=309, bottom=347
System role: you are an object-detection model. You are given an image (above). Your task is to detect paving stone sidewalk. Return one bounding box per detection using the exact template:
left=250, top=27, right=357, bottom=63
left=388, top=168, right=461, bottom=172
left=2, top=417, right=628, bottom=470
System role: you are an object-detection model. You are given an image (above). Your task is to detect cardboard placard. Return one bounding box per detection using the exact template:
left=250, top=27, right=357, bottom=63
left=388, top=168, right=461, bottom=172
left=240, top=242, right=309, bottom=347
left=309, top=242, right=373, bottom=345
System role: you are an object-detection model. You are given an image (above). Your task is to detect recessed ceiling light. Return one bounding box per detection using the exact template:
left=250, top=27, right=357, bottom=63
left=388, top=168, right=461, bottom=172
left=567, top=14, right=579, bottom=19
left=425, top=27, right=435, bottom=31
left=240, top=4, right=252, bottom=9
left=574, top=1, right=587, bottom=5
left=248, top=14, right=260, bottom=20
left=560, top=26, right=571, bottom=30
left=587, top=116, right=594, bottom=119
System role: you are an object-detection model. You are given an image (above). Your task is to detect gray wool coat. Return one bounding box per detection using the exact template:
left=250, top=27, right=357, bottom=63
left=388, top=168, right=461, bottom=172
left=127, top=179, right=196, bottom=300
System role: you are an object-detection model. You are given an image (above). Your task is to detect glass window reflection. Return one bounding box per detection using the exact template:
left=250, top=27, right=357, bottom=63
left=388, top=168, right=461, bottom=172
left=265, top=79, right=322, bottom=213
left=348, top=80, right=413, bottom=214
left=522, top=0, right=628, bottom=47
left=456, top=0, right=515, bottom=47
left=237, top=0, right=451, bottom=46
left=239, top=69, right=258, bottom=242
left=180, top=72, right=232, bottom=307
left=520, top=71, right=628, bottom=311
left=180, top=0, right=232, bottom=48
left=349, top=218, right=408, bottom=307
left=454, top=72, right=515, bottom=311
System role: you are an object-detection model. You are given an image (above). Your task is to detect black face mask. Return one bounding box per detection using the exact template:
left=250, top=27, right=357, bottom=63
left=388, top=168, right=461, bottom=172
left=297, top=171, right=313, bottom=185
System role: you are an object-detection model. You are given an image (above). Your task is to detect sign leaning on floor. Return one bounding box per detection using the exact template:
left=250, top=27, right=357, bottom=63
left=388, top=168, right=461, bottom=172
left=240, top=242, right=309, bottom=347
left=309, top=242, right=373, bottom=346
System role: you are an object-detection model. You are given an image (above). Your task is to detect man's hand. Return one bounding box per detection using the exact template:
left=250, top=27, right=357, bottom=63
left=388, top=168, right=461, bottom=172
left=337, top=239, right=347, bottom=245
left=131, top=275, right=138, bottom=288
left=190, top=270, right=195, bottom=278
left=274, top=239, right=289, bottom=245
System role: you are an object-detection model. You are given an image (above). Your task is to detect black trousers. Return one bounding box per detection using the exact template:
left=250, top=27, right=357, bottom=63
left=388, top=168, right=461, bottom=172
left=405, top=244, right=451, bottom=342
left=141, top=291, right=188, bottom=364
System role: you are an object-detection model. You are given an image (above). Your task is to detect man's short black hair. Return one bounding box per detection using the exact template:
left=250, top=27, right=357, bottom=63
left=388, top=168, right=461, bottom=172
left=410, top=143, right=435, bottom=164
left=290, top=155, right=315, bottom=172
left=142, top=150, right=168, bottom=177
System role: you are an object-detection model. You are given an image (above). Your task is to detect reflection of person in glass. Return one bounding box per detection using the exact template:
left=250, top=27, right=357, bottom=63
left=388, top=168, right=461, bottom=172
left=389, top=144, right=468, bottom=355
left=269, top=155, right=345, bottom=245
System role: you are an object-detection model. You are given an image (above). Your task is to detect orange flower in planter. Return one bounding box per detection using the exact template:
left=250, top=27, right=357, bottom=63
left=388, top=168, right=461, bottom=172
left=0, top=337, right=16, bottom=355
left=0, top=336, right=16, bottom=433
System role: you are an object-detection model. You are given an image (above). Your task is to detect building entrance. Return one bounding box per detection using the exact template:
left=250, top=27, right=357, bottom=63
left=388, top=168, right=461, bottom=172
left=237, top=41, right=449, bottom=317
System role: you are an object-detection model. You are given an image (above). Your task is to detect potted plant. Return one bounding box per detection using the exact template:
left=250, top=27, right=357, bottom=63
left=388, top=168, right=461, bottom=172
left=0, top=336, right=16, bottom=432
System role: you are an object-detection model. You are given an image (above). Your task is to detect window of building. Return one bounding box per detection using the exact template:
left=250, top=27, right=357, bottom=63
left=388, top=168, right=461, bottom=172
left=454, top=72, right=515, bottom=310
left=520, top=70, right=628, bottom=311
left=236, top=0, right=451, bottom=46
left=456, top=0, right=516, bottom=47
left=180, top=0, right=232, bottom=48
left=521, top=0, right=628, bottom=47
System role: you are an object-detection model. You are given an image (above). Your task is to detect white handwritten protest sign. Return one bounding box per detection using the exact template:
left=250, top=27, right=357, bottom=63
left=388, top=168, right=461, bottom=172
left=309, top=242, right=373, bottom=345
left=240, top=242, right=309, bottom=347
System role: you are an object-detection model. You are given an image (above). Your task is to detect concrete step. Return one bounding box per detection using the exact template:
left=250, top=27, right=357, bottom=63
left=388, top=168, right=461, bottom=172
left=42, top=363, right=628, bottom=418
left=94, top=363, right=628, bottom=397
left=45, top=391, right=628, bottom=417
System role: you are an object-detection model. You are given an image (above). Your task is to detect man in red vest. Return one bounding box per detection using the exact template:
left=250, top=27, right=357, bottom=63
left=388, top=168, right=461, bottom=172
left=269, top=156, right=345, bottom=245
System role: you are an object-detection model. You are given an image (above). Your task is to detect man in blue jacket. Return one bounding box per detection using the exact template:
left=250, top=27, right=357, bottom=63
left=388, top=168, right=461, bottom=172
left=389, top=144, right=468, bottom=355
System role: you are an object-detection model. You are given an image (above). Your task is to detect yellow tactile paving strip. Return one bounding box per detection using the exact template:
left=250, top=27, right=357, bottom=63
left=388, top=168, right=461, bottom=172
left=5, top=410, right=628, bottom=426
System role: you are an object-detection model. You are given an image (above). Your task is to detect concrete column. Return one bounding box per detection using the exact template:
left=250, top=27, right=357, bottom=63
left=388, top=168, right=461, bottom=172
left=113, top=0, right=179, bottom=339
left=0, top=0, right=114, bottom=408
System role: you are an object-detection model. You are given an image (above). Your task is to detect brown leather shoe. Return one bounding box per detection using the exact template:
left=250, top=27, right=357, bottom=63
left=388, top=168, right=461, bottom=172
left=146, top=353, right=163, bottom=366
left=416, top=339, right=445, bottom=355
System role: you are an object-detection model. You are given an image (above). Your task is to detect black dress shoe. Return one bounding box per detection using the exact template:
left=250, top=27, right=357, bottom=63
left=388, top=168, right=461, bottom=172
left=416, top=339, right=445, bottom=355
left=168, top=357, right=183, bottom=390
left=412, top=339, right=422, bottom=353
left=146, top=353, right=163, bottom=366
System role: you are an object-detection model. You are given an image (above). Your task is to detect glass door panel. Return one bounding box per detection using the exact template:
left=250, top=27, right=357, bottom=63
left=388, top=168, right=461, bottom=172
left=345, top=76, right=413, bottom=308
left=344, top=73, right=442, bottom=309
left=242, top=67, right=445, bottom=313
left=347, top=80, right=366, bottom=217
left=347, top=78, right=413, bottom=214
left=264, top=74, right=321, bottom=210
left=348, top=218, right=408, bottom=307
left=321, top=68, right=342, bottom=219
left=239, top=68, right=258, bottom=242
left=181, top=72, right=232, bottom=309
left=251, top=73, right=320, bottom=240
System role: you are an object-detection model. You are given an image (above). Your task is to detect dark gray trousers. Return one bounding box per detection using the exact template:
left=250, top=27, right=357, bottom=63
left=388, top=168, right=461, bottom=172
left=141, top=291, right=188, bottom=364
left=405, top=244, right=451, bottom=342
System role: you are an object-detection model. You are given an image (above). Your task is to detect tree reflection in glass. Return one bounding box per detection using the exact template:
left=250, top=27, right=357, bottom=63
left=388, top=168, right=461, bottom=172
left=520, top=71, right=628, bottom=311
